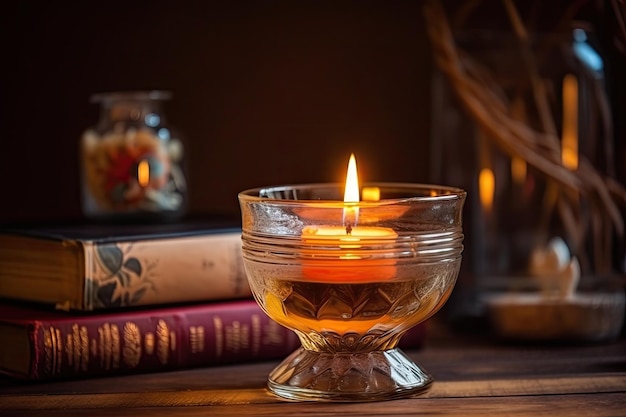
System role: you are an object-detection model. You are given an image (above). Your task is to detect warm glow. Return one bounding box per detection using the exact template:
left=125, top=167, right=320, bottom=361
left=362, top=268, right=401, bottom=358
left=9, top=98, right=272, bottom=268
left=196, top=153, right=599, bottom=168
left=362, top=187, right=380, bottom=201
left=301, top=225, right=398, bottom=281
left=343, top=154, right=360, bottom=228
left=137, top=159, right=150, bottom=187
left=479, top=168, right=495, bottom=213
left=511, top=156, right=527, bottom=185
left=300, top=153, right=398, bottom=283
left=562, top=74, right=579, bottom=170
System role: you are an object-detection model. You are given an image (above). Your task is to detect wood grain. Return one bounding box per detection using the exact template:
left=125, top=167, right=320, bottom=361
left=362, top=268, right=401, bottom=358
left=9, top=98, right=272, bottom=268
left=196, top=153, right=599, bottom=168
left=3, top=393, right=626, bottom=417
left=1, top=374, right=625, bottom=411
left=1, top=327, right=625, bottom=416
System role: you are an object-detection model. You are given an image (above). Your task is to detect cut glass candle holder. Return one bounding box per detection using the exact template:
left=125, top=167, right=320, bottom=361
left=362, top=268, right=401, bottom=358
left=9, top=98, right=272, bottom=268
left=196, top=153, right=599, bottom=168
left=238, top=183, right=466, bottom=402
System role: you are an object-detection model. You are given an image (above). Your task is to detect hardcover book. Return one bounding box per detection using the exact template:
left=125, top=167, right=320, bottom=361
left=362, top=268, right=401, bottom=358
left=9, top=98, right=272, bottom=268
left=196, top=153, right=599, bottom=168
left=0, top=299, right=300, bottom=381
left=0, top=300, right=426, bottom=381
left=0, top=219, right=250, bottom=311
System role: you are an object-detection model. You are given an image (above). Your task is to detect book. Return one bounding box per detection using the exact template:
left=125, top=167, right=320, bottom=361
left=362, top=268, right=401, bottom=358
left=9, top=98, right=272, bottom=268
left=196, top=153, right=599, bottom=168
left=0, top=299, right=300, bottom=381
left=0, top=218, right=251, bottom=311
left=0, top=300, right=426, bottom=381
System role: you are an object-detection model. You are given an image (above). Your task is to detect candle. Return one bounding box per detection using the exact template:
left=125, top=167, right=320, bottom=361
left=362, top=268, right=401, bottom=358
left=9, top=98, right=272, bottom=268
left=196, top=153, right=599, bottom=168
left=301, top=154, right=397, bottom=282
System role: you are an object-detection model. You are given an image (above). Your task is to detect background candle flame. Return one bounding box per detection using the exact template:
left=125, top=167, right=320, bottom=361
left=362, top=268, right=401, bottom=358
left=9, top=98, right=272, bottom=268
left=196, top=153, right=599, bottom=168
left=561, top=73, right=579, bottom=171
left=137, top=159, right=150, bottom=187
left=479, top=167, right=495, bottom=214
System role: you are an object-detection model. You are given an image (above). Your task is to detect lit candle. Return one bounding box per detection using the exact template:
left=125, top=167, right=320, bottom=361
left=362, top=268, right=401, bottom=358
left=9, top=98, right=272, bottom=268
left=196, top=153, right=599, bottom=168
left=301, top=154, right=398, bottom=282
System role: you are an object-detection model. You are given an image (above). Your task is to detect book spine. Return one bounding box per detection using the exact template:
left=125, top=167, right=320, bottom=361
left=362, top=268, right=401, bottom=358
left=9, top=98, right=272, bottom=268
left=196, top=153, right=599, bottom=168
left=26, top=302, right=300, bottom=381
left=82, top=231, right=250, bottom=311
left=21, top=304, right=427, bottom=381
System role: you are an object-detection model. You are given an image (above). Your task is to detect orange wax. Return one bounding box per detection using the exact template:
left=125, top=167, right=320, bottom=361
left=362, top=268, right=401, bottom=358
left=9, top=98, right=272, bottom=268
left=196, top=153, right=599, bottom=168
left=301, top=225, right=397, bottom=282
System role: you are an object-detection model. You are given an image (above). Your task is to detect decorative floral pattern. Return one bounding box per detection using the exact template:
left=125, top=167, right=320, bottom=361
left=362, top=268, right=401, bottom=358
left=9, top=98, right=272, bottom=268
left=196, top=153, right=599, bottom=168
left=82, top=128, right=184, bottom=214
left=88, top=243, right=155, bottom=309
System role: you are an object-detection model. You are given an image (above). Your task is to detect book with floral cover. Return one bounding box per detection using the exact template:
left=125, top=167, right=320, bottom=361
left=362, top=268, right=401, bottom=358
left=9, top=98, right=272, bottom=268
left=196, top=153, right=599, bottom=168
left=0, top=218, right=250, bottom=311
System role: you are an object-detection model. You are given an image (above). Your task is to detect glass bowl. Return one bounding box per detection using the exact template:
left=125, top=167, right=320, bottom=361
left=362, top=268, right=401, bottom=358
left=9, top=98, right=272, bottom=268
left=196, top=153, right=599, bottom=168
left=239, top=183, right=466, bottom=402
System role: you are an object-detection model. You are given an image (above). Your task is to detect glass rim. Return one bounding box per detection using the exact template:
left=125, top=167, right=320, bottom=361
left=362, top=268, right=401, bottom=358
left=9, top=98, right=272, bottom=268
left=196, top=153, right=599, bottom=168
left=238, top=182, right=466, bottom=205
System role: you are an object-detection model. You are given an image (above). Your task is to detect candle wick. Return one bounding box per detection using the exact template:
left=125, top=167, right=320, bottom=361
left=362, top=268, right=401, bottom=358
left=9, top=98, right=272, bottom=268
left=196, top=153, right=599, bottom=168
left=345, top=224, right=353, bottom=235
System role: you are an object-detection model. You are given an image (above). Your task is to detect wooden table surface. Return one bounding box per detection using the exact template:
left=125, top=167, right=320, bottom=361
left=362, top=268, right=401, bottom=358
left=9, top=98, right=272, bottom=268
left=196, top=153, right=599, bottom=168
left=1, top=322, right=625, bottom=416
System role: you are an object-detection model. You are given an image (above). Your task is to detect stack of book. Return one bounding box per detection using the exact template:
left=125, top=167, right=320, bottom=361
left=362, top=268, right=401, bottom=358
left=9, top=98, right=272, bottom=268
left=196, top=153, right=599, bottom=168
left=0, top=218, right=425, bottom=382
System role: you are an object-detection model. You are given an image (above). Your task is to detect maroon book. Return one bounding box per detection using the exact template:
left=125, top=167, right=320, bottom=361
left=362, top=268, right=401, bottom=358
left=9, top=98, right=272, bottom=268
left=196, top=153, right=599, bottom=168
left=0, top=300, right=299, bottom=381
left=0, top=300, right=426, bottom=381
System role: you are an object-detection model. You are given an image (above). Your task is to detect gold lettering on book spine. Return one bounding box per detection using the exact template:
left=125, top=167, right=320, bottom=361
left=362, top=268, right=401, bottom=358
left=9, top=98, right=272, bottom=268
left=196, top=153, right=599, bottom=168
left=144, top=332, right=155, bottom=355
left=76, top=325, right=89, bottom=371
left=98, top=323, right=112, bottom=370
left=122, top=322, right=142, bottom=367
left=66, top=323, right=89, bottom=372
left=156, top=320, right=169, bottom=365
left=111, top=324, right=120, bottom=368
left=55, top=328, right=62, bottom=374
left=44, top=328, right=53, bottom=374
left=65, top=333, right=74, bottom=368
left=190, top=326, right=205, bottom=353
left=71, top=324, right=81, bottom=371
left=68, top=323, right=80, bottom=372
left=225, top=321, right=250, bottom=353
left=170, top=331, right=176, bottom=352
left=213, top=317, right=223, bottom=358
left=44, top=327, right=62, bottom=375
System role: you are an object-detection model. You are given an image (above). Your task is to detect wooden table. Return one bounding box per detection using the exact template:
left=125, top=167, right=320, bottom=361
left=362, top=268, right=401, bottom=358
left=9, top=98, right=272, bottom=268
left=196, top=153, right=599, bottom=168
left=1, top=322, right=625, bottom=416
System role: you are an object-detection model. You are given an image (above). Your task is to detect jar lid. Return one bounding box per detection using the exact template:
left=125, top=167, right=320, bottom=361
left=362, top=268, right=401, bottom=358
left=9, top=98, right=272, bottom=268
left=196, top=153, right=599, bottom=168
left=90, top=90, right=172, bottom=104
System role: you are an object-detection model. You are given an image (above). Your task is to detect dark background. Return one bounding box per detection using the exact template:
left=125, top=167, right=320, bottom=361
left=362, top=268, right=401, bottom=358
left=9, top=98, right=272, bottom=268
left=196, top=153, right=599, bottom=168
left=0, top=1, right=432, bottom=222
left=0, top=0, right=623, bottom=223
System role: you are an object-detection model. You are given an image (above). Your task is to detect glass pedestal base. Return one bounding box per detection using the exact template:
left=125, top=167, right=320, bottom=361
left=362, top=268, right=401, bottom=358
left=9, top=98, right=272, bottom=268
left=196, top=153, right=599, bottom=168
left=267, top=347, right=433, bottom=402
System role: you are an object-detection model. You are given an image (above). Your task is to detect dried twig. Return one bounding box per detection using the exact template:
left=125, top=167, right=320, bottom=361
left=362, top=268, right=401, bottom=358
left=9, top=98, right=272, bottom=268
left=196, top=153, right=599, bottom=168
left=424, top=0, right=626, bottom=274
left=611, top=0, right=626, bottom=51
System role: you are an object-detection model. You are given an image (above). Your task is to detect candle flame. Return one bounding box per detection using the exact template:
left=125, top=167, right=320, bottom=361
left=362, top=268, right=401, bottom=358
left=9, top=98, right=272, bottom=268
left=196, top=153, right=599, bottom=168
left=511, top=156, right=527, bottom=185
left=479, top=168, right=495, bottom=214
left=362, top=187, right=380, bottom=201
left=562, top=73, right=579, bottom=170
left=137, top=159, right=150, bottom=187
left=344, top=154, right=359, bottom=203
left=343, top=154, right=360, bottom=231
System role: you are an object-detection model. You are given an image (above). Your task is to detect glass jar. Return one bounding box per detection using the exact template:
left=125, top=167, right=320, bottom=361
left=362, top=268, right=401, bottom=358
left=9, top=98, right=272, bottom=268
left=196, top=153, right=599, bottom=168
left=428, top=25, right=626, bottom=338
left=80, top=91, right=187, bottom=221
